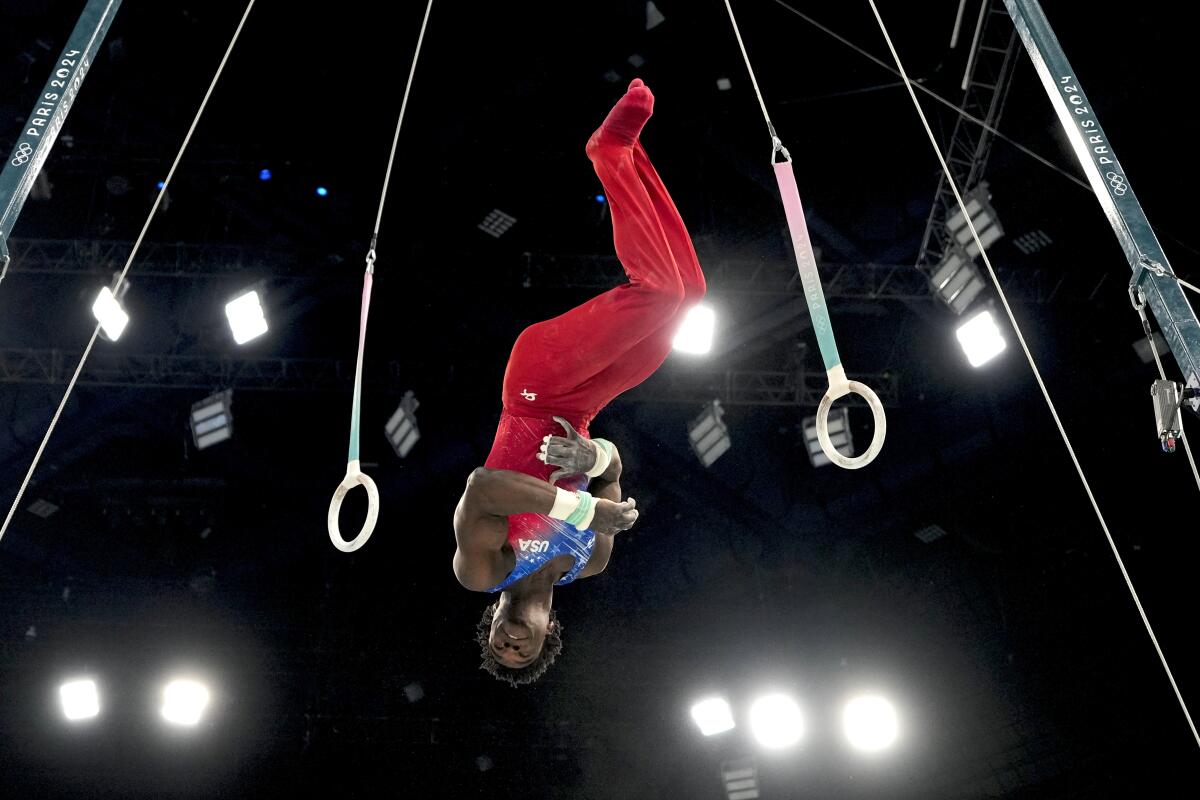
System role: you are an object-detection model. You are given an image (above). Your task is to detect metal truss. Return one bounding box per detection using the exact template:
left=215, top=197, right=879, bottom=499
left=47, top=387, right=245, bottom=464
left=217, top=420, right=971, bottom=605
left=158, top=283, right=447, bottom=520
left=0, top=348, right=895, bottom=408
left=628, top=367, right=900, bottom=408
left=521, top=251, right=1106, bottom=304
left=4, top=240, right=1105, bottom=303
left=2, top=237, right=303, bottom=279
left=916, top=0, right=1023, bottom=273
left=521, top=251, right=933, bottom=299
left=0, top=348, right=405, bottom=392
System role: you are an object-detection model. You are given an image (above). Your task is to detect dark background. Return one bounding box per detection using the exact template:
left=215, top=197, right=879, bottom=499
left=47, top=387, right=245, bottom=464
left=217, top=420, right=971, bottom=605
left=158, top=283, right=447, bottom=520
left=1, top=1, right=1198, bottom=797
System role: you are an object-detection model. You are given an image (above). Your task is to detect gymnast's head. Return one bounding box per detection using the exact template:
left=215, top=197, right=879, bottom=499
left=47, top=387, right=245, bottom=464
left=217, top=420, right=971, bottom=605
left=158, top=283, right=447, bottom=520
left=476, top=597, right=563, bottom=687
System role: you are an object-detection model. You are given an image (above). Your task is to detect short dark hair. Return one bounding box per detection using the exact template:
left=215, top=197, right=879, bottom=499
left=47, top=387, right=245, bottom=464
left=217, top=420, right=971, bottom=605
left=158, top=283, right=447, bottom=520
left=476, top=603, right=563, bottom=687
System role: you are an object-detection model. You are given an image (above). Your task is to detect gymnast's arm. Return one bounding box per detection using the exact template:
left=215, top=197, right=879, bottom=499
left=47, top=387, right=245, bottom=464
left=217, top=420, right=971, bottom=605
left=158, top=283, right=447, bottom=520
left=452, top=467, right=559, bottom=590
left=577, top=443, right=624, bottom=579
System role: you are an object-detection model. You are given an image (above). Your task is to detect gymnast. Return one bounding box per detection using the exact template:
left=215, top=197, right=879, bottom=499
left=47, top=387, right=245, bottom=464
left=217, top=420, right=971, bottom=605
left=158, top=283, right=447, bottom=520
left=452, top=79, right=706, bottom=686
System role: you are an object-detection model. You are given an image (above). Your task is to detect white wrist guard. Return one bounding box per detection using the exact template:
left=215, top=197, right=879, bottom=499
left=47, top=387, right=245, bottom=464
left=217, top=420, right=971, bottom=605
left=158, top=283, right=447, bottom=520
left=548, top=487, right=581, bottom=520
left=547, top=489, right=596, bottom=530
left=586, top=438, right=614, bottom=478
left=566, top=490, right=597, bottom=530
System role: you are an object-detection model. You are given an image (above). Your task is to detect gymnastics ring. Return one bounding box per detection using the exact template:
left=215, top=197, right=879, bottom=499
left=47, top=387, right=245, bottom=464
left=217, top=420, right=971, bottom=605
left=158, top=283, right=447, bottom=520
left=327, top=459, right=379, bottom=552
left=815, top=366, right=887, bottom=470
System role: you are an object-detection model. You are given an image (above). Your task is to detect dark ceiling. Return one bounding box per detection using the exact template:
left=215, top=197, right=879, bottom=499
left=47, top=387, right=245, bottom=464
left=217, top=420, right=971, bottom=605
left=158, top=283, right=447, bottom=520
left=2, top=0, right=1199, bottom=797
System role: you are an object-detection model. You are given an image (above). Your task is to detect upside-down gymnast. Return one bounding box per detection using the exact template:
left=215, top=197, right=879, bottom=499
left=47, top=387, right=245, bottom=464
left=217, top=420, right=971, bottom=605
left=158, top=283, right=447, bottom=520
left=452, top=79, right=707, bottom=686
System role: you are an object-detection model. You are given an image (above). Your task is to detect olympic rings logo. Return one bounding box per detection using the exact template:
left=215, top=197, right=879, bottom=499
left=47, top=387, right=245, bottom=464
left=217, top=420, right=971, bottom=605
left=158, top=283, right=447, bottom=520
left=11, top=141, right=33, bottom=167
left=1106, top=170, right=1128, bottom=196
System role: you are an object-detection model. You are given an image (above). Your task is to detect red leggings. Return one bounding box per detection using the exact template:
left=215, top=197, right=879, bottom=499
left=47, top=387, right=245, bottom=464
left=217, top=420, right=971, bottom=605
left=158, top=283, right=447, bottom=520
left=501, top=139, right=706, bottom=425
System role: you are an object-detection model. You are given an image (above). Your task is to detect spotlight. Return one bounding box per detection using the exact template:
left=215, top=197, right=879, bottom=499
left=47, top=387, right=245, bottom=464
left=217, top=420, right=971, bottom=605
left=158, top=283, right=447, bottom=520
left=930, top=245, right=986, bottom=315
left=672, top=304, right=715, bottom=355
left=155, top=180, right=165, bottom=190
left=914, top=524, right=948, bottom=544
left=1012, top=228, right=1052, bottom=255
left=27, top=498, right=59, bottom=518
left=720, top=758, right=759, bottom=800
left=748, top=693, right=804, bottom=750
left=646, top=1, right=665, bottom=30
left=716, top=77, right=733, bottom=91
left=595, top=194, right=606, bottom=204
left=190, top=390, right=233, bottom=450
left=316, top=186, right=328, bottom=197
left=478, top=209, right=517, bottom=238
left=258, top=168, right=272, bottom=181
left=691, top=697, right=736, bottom=736
left=1133, top=331, right=1168, bottom=364
left=92, top=284, right=130, bottom=342
left=59, top=679, right=100, bottom=721
left=403, top=682, right=424, bottom=703
left=385, top=390, right=420, bottom=458
left=225, top=289, right=269, bottom=345
left=161, top=679, right=210, bottom=726
left=842, top=695, right=898, bottom=752
left=945, top=183, right=1003, bottom=257
left=802, top=406, right=852, bottom=468
left=956, top=308, right=1006, bottom=367
left=688, top=400, right=731, bottom=467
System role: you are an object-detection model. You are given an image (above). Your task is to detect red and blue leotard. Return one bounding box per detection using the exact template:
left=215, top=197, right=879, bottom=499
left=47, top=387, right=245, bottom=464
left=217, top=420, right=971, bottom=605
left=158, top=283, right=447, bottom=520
left=480, top=80, right=706, bottom=593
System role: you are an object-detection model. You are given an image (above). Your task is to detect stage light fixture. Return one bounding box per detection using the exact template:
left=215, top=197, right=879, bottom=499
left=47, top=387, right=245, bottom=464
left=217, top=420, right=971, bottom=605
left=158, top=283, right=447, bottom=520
left=843, top=695, right=899, bottom=752
left=478, top=209, right=517, bottom=238
left=956, top=308, right=1006, bottom=367
left=690, top=697, right=736, bottom=736
left=673, top=304, right=715, bottom=354
left=191, top=390, right=233, bottom=450
left=930, top=245, right=987, bottom=315
left=225, top=289, right=268, bottom=345
left=748, top=693, right=804, bottom=750
left=92, top=284, right=129, bottom=342
left=688, top=400, right=731, bottom=467
left=720, top=758, right=759, bottom=800
left=946, top=183, right=1003, bottom=258
left=161, top=679, right=209, bottom=726
left=385, top=390, right=421, bottom=459
left=27, top=498, right=59, bottom=518
left=646, top=1, right=665, bottom=30
left=802, top=406, right=853, bottom=468
left=59, top=679, right=100, bottom=721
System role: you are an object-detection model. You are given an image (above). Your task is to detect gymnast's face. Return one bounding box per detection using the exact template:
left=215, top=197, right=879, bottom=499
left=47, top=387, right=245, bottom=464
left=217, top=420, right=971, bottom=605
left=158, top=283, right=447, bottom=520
left=489, top=604, right=551, bottom=668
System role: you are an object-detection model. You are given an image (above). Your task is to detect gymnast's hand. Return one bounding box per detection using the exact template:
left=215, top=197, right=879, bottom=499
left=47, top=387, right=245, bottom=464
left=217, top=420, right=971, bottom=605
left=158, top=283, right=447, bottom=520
left=591, top=497, right=638, bottom=536
left=539, top=416, right=600, bottom=483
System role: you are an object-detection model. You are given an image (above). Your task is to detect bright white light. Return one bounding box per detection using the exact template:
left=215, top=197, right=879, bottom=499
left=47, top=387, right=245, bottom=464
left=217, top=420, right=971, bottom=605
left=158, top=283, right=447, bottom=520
left=92, top=286, right=129, bottom=341
left=843, top=695, right=899, bottom=752
left=225, top=290, right=269, bottom=345
left=956, top=308, right=1006, bottom=367
left=673, top=304, right=715, bottom=354
left=161, top=679, right=210, bottom=726
left=690, top=697, right=735, bottom=736
left=748, top=693, right=804, bottom=750
left=59, top=679, right=100, bottom=721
